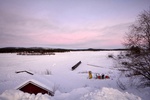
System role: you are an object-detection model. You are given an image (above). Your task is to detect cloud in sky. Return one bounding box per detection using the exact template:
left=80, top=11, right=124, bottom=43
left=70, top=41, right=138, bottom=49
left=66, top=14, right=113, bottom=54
left=0, top=0, right=150, bottom=49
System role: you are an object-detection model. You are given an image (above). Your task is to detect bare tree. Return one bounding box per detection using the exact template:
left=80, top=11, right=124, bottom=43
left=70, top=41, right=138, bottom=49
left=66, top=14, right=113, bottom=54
left=111, top=9, right=150, bottom=87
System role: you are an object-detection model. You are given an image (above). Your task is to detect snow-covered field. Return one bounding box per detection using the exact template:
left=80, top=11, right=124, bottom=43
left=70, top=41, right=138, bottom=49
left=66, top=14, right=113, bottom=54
left=0, top=51, right=149, bottom=100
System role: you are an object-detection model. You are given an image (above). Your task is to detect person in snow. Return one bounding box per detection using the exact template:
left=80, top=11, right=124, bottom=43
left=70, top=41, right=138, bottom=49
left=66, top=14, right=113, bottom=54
left=95, top=73, right=101, bottom=79
left=102, top=74, right=104, bottom=79
left=88, top=71, right=92, bottom=79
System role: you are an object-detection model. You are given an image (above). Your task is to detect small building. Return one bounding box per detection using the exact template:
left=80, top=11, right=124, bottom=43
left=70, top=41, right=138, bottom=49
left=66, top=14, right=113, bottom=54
left=17, top=79, right=54, bottom=96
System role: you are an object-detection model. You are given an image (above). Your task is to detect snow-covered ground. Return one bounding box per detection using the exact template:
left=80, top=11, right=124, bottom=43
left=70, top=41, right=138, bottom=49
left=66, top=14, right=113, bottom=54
left=0, top=51, right=149, bottom=100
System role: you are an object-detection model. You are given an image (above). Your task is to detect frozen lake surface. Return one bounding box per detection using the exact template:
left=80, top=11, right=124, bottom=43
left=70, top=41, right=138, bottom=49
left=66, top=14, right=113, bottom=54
left=0, top=51, right=149, bottom=100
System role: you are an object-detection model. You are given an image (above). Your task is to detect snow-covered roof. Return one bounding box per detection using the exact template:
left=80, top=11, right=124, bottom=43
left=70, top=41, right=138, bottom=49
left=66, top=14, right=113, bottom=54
left=15, top=75, right=54, bottom=93
left=17, top=79, right=52, bottom=91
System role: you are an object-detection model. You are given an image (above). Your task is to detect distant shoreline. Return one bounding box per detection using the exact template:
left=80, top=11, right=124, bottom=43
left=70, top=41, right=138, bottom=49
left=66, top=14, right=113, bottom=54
left=0, top=47, right=127, bottom=53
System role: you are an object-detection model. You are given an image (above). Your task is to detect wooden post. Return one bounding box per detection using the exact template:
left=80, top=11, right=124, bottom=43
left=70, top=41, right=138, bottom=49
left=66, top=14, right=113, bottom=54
left=15, top=71, right=34, bottom=75
left=71, top=61, right=82, bottom=71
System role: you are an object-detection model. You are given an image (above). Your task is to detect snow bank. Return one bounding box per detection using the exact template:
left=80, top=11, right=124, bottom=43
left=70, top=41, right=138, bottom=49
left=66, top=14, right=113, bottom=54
left=80, top=87, right=141, bottom=100
left=0, top=87, right=141, bottom=100
left=53, top=87, right=93, bottom=100
left=0, top=90, right=51, bottom=100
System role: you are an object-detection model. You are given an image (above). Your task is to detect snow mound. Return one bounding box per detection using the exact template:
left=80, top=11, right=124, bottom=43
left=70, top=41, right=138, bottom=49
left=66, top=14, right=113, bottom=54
left=0, top=87, right=141, bottom=100
left=53, top=87, right=93, bottom=100
left=80, top=87, right=141, bottom=100
left=0, top=90, right=51, bottom=100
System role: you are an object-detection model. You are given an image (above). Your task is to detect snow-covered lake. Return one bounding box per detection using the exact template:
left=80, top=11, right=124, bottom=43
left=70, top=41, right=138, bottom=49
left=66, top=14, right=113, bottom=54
left=0, top=51, right=149, bottom=100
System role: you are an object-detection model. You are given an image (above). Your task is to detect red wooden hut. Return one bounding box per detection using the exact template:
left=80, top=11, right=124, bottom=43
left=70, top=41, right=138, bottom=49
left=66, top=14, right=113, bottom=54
left=17, top=80, right=54, bottom=96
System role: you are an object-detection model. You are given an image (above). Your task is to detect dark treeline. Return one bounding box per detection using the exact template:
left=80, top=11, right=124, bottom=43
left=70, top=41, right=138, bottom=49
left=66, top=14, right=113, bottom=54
left=0, top=47, right=127, bottom=53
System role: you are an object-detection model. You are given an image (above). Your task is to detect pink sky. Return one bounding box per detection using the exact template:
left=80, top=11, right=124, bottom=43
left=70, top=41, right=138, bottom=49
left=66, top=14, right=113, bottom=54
left=0, top=0, right=150, bottom=49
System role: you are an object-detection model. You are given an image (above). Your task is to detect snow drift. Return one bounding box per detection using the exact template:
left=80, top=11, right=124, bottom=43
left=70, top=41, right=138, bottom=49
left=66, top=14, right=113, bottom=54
left=0, top=87, right=141, bottom=100
left=80, top=87, right=141, bottom=100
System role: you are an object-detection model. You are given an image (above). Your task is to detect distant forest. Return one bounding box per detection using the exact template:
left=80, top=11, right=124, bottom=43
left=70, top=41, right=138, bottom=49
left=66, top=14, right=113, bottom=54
left=0, top=47, right=127, bottom=53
